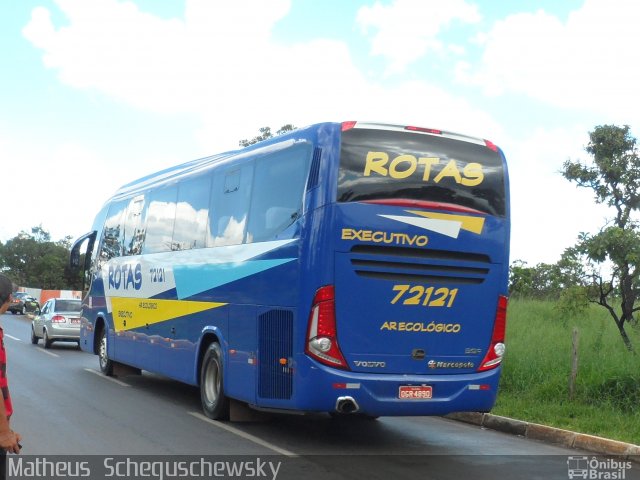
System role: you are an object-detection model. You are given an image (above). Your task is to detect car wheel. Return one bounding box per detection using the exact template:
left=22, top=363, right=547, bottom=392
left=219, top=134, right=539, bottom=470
left=30, top=327, right=39, bottom=345
left=10, top=310, right=16, bottom=315
left=99, top=328, right=114, bottom=376
left=43, top=330, right=52, bottom=349
left=20, top=305, right=26, bottom=315
left=200, top=342, right=230, bottom=420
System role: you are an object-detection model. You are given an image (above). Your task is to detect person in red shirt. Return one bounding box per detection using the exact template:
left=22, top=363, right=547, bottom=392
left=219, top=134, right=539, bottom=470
left=0, top=273, right=22, bottom=475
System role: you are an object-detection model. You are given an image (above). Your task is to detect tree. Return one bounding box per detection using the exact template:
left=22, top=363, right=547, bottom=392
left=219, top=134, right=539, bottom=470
left=509, top=251, right=585, bottom=299
left=509, top=260, right=555, bottom=298
left=562, top=124, right=640, bottom=352
left=239, top=124, right=296, bottom=147
left=0, top=226, right=82, bottom=291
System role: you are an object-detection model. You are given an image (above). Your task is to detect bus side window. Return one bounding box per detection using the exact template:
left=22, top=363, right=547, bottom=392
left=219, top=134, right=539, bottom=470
left=247, top=144, right=311, bottom=243
left=173, top=175, right=212, bottom=251
left=208, top=165, right=252, bottom=247
left=142, top=185, right=178, bottom=254
left=124, top=195, right=146, bottom=256
left=98, top=199, right=129, bottom=269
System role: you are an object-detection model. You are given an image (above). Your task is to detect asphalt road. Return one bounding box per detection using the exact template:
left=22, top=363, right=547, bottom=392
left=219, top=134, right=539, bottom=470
left=1, top=312, right=636, bottom=480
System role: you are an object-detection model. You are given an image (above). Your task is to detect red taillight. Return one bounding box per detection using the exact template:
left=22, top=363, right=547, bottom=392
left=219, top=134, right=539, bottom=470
left=477, top=295, right=508, bottom=372
left=405, top=126, right=442, bottom=134
left=484, top=139, right=498, bottom=152
left=341, top=121, right=357, bottom=131
left=305, top=285, right=349, bottom=370
left=51, top=315, right=66, bottom=323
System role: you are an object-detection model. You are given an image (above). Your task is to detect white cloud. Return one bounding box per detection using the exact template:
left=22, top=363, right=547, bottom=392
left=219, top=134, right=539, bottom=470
left=19, top=6, right=505, bottom=175
left=504, top=126, right=612, bottom=265
left=22, top=0, right=292, bottom=114
left=195, top=76, right=506, bottom=155
left=0, top=135, right=124, bottom=242
left=356, top=0, right=481, bottom=74
left=22, top=0, right=504, bottom=151
left=458, top=0, right=640, bottom=120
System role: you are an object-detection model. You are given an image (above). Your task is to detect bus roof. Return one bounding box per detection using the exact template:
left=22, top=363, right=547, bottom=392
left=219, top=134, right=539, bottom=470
left=109, top=121, right=499, bottom=200
left=111, top=123, right=331, bottom=200
left=343, top=121, right=497, bottom=150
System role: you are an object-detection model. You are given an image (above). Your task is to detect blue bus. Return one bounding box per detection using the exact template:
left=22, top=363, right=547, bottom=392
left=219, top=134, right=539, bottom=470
left=70, top=121, right=510, bottom=420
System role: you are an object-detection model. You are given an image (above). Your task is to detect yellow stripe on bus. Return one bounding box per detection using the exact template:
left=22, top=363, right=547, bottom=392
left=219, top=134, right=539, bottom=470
left=111, top=298, right=227, bottom=332
left=407, top=210, right=485, bottom=234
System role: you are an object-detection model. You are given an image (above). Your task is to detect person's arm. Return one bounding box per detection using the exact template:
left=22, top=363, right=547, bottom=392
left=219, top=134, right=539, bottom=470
left=0, top=399, right=20, bottom=453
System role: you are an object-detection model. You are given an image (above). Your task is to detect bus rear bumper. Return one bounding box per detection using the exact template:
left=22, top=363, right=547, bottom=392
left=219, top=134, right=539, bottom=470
left=294, top=363, right=502, bottom=417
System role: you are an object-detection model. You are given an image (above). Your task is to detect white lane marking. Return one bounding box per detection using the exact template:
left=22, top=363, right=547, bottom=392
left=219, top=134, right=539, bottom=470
left=4, top=334, right=21, bottom=342
left=188, top=411, right=297, bottom=457
left=37, top=348, right=60, bottom=358
left=84, top=368, right=131, bottom=387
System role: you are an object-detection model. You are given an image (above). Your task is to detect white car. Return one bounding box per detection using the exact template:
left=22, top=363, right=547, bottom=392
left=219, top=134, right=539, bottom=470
left=31, top=298, right=82, bottom=348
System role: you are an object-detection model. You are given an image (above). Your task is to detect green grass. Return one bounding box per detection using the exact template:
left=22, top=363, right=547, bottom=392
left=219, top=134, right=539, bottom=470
left=492, top=299, right=640, bottom=445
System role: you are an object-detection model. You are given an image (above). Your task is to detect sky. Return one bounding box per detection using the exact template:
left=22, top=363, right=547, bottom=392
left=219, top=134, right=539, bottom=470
left=1, top=0, right=639, bottom=266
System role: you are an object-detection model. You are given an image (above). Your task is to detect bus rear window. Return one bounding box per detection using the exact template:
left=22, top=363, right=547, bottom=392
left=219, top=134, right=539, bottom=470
left=338, top=128, right=506, bottom=216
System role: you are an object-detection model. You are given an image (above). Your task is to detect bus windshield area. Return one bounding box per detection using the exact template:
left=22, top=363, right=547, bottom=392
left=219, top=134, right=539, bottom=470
left=338, top=128, right=506, bottom=216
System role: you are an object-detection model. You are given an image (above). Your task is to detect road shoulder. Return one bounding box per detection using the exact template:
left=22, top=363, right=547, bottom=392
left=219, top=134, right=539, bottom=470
left=445, top=412, right=640, bottom=460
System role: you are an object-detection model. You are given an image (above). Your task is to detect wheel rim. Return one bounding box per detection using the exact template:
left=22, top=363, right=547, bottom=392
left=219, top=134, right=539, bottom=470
left=99, top=333, right=108, bottom=369
left=203, top=357, right=221, bottom=406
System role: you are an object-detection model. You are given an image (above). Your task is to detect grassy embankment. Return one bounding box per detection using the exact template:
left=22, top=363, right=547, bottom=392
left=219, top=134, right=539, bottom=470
left=492, top=298, right=640, bottom=445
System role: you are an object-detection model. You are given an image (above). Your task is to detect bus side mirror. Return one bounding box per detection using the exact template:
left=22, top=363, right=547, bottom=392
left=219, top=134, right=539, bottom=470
left=69, top=231, right=97, bottom=272
left=70, top=249, right=81, bottom=270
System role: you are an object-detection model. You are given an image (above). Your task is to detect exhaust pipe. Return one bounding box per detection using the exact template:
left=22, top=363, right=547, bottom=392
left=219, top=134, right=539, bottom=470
left=335, top=396, right=359, bottom=414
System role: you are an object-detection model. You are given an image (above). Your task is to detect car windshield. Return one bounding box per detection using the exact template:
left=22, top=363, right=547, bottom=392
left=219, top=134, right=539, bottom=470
left=55, top=300, right=81, bottom=312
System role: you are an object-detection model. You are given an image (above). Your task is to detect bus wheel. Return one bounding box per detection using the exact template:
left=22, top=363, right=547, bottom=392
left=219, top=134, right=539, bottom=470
left=99, top=328, right=114, bottom=376
left=200, top=342, right=230, bottom=420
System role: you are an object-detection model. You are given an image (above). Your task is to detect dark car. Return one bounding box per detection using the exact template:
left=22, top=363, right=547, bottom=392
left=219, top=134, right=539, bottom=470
left=8, top=292, right=40, bottom=315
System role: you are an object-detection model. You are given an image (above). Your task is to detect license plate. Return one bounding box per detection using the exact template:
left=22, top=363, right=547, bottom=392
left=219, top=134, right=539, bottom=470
left=70, top=318, right=80, bottom=324
left=398, top=385, right=432, bottom=400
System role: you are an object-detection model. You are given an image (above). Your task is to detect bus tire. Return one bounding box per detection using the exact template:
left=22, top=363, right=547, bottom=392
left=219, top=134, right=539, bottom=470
left=99, top=327, right=114, bottom=376
left=200, top=342, right=229, bottom=420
